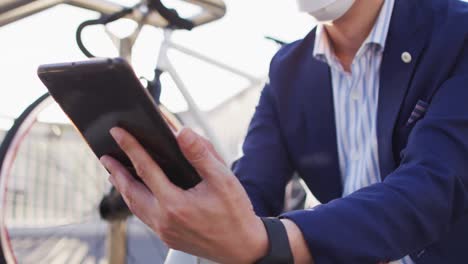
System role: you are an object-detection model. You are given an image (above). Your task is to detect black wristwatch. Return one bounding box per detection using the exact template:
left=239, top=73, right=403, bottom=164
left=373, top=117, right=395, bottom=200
left=255, top=217, right=294, bottom=264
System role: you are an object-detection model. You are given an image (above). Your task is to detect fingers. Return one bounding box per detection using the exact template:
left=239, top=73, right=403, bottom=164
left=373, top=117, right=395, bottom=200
left=177, top=128, right=230, bottom=183
left=109, top=127, right=180, bottom=200
left=200, top=136, right=226, bottom=166
left=100, top=155, right=158, bottom=220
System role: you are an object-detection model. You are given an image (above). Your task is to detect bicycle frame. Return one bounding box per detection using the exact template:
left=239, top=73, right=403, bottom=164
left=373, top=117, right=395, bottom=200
left=157, top=30, right=264, bottom=161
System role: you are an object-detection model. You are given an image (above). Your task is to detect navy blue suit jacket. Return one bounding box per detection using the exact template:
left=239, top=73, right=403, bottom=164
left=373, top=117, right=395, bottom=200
left=234, top=0, right=468, bottom=263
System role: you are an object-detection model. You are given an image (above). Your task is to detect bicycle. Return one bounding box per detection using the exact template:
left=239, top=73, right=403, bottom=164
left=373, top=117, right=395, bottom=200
left=0, top=1, right=311, bottom=263
left=0, top=0, right=270, bottom=263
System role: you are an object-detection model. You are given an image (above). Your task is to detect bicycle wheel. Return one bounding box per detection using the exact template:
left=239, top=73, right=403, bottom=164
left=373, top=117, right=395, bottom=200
left=0, top=94, right=169, bottom=264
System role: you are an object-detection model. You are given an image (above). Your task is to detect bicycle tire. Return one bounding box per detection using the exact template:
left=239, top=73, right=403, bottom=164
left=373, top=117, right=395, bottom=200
left=0, top=93, right=51, bottom=263
left=0, top=89, right=41, bottom=264
left=0, top=93, right=170, bottom=264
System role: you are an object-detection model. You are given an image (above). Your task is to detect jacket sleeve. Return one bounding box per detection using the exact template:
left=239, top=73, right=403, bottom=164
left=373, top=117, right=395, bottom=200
left=233, top=59, right=294, bottom=217
left=280, top=57, right=468, bottom=263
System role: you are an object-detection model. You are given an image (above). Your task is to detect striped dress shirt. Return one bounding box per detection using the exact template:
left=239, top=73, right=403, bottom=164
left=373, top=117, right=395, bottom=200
left=313, top=1, right=413, bottom=263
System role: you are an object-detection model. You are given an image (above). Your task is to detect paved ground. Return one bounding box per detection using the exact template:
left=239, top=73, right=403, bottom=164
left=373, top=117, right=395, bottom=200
left=7, top=217, right=168, bottom=264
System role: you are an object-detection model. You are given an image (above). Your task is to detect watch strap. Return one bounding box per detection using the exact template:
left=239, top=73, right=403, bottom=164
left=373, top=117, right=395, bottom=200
left=255, top=217, right=294, bottom=264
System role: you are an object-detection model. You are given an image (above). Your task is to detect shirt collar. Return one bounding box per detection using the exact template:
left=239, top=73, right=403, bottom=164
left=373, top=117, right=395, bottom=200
left=313, top=0, right=395, bottom=62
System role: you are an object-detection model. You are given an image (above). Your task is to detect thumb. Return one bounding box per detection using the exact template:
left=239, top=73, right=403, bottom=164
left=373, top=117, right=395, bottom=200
left=177, top=128, right=228, bottom=182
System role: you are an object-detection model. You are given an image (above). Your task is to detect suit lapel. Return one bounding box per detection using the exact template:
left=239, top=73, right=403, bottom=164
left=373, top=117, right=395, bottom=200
left=302, top=45, right=343, bottom=200
left=377, top=0, right=431, bottom=178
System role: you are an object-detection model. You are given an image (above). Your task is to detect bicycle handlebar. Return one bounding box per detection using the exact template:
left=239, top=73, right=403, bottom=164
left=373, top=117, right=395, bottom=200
left=147, top=0, right=194, bottom=30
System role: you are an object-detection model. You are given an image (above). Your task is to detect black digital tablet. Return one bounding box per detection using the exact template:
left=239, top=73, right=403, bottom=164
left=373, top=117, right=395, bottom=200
left=37, top=58, right=201, bottom=189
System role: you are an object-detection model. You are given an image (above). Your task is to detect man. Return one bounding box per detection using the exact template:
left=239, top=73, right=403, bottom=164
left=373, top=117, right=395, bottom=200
left=100, top=0, right=468, bottom=263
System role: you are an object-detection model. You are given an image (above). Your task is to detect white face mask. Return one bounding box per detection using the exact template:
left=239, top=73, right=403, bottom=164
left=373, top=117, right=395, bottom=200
left=296, top=0, right=355, bottom=22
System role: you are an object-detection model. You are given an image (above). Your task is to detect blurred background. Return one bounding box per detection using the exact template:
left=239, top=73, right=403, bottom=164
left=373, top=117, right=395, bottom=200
left=0, top=0, right=315, bottom=263
left=0, top=0, right=314, bottom=129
